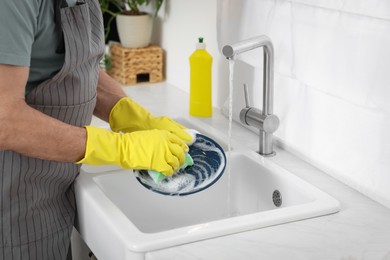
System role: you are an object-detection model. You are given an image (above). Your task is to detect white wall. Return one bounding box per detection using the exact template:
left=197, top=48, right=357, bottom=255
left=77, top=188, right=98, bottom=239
left=152, top=0, right=229, bottom=108
left=156, top=0, right=390, bottom=209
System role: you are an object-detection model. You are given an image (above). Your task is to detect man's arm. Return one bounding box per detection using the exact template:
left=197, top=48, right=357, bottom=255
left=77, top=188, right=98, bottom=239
left=0, top=64, right=87, bottom=162
left=93, top=69, right=127, bottom=122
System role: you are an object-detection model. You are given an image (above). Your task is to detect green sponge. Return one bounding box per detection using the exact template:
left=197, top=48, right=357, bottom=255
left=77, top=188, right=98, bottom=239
left=148, top=153, right=194, bottom=183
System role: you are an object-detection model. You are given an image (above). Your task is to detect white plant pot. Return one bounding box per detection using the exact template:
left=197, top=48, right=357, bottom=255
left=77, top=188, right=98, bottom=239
left=116, top=13, right=153, bottom=48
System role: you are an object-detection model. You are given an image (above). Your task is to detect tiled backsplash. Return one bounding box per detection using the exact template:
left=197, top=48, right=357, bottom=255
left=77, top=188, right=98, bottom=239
left=217, top=0, right=390, bottom=208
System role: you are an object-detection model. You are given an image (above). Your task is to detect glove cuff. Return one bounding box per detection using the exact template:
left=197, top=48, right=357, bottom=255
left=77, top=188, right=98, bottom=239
left=76, top=126, right=120, bottom=166
left=109, top=97, right=152, bottom=133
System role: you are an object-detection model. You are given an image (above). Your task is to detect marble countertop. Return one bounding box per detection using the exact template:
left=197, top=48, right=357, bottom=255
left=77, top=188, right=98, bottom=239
left=92, top=82, right=390, bottom=260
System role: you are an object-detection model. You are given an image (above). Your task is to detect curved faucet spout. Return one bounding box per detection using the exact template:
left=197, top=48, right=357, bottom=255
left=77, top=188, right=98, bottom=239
left=222, top=35, right=274, bottom=115
left=222, top=35, right=278, bottom=156
left=222, top=35, right=272, bottom=58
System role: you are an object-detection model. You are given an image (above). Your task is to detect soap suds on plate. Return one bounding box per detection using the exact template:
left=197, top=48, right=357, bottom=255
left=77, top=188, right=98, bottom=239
left=134, top=134, right=226, bottom=196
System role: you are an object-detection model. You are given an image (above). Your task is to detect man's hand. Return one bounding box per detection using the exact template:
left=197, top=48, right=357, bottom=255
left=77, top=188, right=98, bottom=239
left=77, top=127, right=188, bottom=176
left=109, top=97, right=193, bottom=144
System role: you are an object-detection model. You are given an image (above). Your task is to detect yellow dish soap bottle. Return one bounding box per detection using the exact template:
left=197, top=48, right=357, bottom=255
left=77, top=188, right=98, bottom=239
left=189, top=37, right=213, bottom=117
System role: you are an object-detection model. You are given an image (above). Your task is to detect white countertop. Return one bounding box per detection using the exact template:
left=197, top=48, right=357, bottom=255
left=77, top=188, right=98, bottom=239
left=91, top=82, right=390, bottom=260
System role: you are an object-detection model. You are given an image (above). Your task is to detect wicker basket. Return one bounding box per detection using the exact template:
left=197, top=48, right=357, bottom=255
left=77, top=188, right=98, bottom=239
left=108, top=43, right=164, bottom=85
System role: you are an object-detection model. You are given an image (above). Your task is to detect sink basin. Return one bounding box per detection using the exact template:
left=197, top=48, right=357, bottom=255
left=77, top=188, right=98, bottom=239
left=75, top=147, right=340, bottom=260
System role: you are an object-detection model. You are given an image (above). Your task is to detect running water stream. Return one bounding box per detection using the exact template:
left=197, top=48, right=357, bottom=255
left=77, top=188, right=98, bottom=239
left=227, top=59, right=235, bottom=215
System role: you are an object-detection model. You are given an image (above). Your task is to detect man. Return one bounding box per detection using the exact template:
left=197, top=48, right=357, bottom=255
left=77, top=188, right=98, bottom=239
left=0, top=0, right=190, bottom=259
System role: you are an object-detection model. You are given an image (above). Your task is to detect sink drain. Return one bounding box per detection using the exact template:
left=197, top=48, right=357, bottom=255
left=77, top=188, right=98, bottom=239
left=272, top=190, right=282, bottom=207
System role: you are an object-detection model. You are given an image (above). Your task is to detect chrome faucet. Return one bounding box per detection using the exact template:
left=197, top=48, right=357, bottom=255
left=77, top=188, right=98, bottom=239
left=222, top=35, right=279, bottom=156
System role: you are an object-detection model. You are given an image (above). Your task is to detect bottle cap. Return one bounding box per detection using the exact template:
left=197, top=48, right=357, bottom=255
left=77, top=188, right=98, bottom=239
left=196, top=37, right=206, bottom=49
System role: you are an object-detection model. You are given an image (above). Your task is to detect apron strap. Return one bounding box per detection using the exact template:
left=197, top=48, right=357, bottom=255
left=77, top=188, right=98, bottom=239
left=55, top=0, right=69, bottom=54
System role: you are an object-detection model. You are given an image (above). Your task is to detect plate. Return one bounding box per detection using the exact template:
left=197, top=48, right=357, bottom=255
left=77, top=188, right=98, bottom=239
left=134, top=134, right=226, bottom=196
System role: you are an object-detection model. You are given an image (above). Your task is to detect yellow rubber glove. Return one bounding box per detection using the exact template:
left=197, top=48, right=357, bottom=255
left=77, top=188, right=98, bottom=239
left=77, top=126, right=188, bottom=176
left=109, top=97, right=192, bottom=143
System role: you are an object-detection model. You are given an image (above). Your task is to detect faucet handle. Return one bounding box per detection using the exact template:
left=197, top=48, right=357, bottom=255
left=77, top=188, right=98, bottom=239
left=243, top=83, right=250, bottom=107
left=240, top=82, right=280, bottom=134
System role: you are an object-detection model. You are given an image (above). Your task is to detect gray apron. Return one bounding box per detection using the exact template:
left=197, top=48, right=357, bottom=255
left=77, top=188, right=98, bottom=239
left=0, top=0, right=104, bottom=259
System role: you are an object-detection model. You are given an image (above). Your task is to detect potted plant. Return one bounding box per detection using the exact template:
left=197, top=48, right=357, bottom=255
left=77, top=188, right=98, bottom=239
left=99, top=0, right=164, bottom=48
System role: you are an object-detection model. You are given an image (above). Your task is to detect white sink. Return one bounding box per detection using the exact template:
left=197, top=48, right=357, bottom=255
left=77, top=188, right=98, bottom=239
left=75, top=140, right=340, bottom=260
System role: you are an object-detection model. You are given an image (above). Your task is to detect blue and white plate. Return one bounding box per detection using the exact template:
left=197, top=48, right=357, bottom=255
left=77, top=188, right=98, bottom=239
left=134, top=134, right=226, bottom=196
